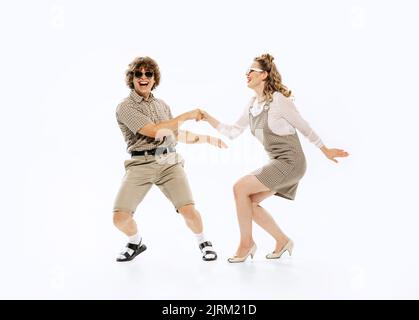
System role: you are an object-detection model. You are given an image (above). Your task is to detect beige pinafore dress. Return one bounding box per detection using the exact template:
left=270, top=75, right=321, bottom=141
left=249, top=99, right=307, bottom=200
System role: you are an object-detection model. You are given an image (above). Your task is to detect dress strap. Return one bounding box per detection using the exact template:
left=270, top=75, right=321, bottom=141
left=248, top=96, right=257, bottom=114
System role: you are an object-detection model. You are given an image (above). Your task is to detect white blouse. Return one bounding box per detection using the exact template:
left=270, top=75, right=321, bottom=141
left=216, top=92, right=324, bottom=148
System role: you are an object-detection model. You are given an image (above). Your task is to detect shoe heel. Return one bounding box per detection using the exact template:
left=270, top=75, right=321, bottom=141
left=250, top=244, right=257, bottom=259
left=287, top=241, right=294, bottom=256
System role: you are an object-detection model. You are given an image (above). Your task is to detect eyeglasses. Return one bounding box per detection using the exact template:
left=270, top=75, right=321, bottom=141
left=134, top=71, right=154, bottom=79
left=246, top=68, right=264, bottom=75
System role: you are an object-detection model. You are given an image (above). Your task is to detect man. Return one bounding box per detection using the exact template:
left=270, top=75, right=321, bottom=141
left=113, top=56, right=226, bottom=262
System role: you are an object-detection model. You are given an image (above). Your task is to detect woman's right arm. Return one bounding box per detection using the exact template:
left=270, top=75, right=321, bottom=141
left=202, top=108, right=249, bottom=140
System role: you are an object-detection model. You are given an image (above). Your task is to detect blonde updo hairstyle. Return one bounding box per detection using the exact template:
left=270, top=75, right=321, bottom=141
left=254, top=53, right=292, bottom=102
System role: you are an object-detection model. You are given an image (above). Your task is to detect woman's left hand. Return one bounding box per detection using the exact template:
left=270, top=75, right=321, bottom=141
left=321, top=146, right=349, bottom=163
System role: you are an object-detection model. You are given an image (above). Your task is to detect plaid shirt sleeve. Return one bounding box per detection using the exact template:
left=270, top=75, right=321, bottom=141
left=167, top=107, right=174, bottom=119
left=160, top=99, right=173, bottom=119
left=117, top=103, right=153, bottom=134
left=160, top=100, right=178, bottom=138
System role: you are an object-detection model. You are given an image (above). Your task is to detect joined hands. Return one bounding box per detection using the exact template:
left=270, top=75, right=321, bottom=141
left=187, top=108, right=210, bottom=122
left=185, top=108, right=227, bottom=149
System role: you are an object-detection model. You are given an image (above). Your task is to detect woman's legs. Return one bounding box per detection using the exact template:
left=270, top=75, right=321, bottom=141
left=232, top=175, right=270, bottom=257
left=250, top=191, right=290, bottom=253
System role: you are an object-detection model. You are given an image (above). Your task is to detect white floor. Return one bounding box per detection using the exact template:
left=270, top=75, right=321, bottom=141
left=2, top=235, right=418, bottom=300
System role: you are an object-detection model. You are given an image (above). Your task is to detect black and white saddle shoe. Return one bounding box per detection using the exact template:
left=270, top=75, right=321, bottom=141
left=199, top=241, right=217, bottom=261
left=116, top=241, right=147, bottom=262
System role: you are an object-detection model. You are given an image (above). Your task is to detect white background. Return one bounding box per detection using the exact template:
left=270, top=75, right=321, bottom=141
left=1, top=0, right=418, bottom=299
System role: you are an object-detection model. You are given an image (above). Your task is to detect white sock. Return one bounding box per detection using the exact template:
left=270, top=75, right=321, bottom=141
left=195, top=232, right=206, bottom=244
left=128, top=232, right=141, bottom=245
left=117, top=232, right=142, bottom=260
left=196, top=233, right=216, bottom=260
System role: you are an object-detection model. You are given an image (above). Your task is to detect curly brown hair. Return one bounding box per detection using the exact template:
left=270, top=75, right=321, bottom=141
left=254, top=53, right=292, bottom=102
left=125, top=56, right=161, bottom=90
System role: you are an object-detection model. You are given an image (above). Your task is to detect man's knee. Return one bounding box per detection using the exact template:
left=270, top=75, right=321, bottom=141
left=113, top=211, right=132, bottom=227
left=178, top=204, right=196, bottom=219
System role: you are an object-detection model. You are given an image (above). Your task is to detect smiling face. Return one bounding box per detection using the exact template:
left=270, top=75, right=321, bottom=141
left=133, top=66, right=156, bottom=98
left=246, top=62, right=266, bottom=90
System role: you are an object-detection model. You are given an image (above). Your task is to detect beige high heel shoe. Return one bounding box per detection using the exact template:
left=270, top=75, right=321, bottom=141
left=266, top=239, right=294, bottom=259
left=227, top=244, right=257, bottom=263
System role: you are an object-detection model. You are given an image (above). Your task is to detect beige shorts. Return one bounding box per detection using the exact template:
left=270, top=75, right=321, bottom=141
left=113, top=153, right=194, bottom=213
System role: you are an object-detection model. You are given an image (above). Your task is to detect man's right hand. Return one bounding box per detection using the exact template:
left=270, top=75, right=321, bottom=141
left=187, top=109, right=204, bottom=121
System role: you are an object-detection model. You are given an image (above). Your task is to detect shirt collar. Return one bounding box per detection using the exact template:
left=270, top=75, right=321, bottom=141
left=130, top=90, right=154, bottom=103
left=252, top=96, right=265, bottom=108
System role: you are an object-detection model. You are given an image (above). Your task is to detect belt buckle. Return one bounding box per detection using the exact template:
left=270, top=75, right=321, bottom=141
left=155, top=147, right=173, bottom=158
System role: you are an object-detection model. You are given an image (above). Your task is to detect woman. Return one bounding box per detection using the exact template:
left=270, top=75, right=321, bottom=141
left=202, top=53, right=349, bottom=263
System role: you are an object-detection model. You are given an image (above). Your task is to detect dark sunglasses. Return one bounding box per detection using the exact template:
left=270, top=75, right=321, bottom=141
left=134, top=71, right=154, bottom=79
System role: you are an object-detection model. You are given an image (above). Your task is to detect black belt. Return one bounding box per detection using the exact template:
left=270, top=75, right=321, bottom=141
left=131, top=147, right=176, bottom=157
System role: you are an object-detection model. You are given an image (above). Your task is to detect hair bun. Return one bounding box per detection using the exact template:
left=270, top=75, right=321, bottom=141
left=261, top=53, right=274, bottom=63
